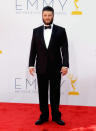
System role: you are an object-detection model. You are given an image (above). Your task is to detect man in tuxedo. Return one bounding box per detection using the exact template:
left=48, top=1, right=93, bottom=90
left=29, top=6, right=69, bottom=125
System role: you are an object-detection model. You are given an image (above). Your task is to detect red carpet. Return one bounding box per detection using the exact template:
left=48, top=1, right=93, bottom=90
left=0, top=103, right=96, bottom=131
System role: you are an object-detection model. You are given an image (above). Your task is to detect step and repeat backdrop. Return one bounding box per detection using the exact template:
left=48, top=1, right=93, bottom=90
left=0, top=0, right=96, bottom=106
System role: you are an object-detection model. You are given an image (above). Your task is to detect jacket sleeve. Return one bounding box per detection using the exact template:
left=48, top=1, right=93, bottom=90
left=61, top=28, right=69, bottom=68
left=29, top=29, right=37, bottom=67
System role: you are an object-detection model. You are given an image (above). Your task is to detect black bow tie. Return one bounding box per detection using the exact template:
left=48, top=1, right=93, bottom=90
left=44, top=25, right=51, bottom=29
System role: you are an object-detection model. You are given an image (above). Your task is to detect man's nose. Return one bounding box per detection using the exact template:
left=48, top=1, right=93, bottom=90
left=46, top=17, right=50, bottom=20
left=46, top=15, right=50, bottom=18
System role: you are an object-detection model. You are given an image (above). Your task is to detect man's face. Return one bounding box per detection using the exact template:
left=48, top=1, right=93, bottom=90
left=42, top=11, right=54, bottom=25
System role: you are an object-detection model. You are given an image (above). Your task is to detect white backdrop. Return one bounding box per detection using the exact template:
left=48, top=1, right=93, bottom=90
left=0, top=0, right=96, bottom=106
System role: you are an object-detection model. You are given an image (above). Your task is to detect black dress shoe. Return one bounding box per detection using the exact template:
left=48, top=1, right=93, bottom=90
left=52, top=119, right=65, bottom=125
left=35, top=119, right=48, bottom=125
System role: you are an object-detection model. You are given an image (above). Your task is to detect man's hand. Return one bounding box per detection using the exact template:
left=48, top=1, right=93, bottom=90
left=60, top=67, right=68, bottom=76
left=29, top=67, right=35, bottom=76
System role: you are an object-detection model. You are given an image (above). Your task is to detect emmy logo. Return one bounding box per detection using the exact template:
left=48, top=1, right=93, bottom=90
left=71, top=0, right=82, bottom=15
left=67, top=73, right=79, bottom=95
left=0, top=50, right=2, bottom=54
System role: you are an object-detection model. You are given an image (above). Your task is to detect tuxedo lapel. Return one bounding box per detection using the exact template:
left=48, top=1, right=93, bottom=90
left=48, top=24, right=57, bottom=49
left=40, top=24, right=57, bottom=49
left=40, top=25, right=46, bottom=49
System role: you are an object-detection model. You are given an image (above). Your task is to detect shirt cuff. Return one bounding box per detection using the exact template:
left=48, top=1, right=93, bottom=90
left=29, top=66, right=35, bottom=68
left=62, top=66, right=68, bottom=68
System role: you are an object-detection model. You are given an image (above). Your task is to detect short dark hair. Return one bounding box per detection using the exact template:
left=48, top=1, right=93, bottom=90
left=42, top=6, right=54, bottom=14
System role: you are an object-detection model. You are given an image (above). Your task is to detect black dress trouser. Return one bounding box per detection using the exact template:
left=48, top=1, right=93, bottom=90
left=37, top=71, right=61, bottom=121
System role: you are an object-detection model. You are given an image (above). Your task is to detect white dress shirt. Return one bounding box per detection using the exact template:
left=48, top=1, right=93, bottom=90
left=43, top=23, right=53, bottom=48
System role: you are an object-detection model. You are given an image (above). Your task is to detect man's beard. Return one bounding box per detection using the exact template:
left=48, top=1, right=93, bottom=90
left=42, top=18, right=53, bottom=25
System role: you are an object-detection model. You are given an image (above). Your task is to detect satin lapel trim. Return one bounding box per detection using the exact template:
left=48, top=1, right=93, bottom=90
left=48, top=24, right=56, bottom=49
left=40, top=25, right=46, bottom=49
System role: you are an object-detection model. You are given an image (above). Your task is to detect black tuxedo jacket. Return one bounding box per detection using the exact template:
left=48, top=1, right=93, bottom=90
left=29, top=24, right=69, bottom=74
